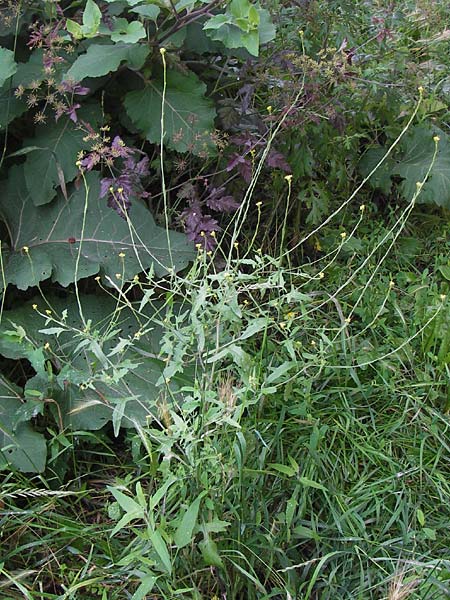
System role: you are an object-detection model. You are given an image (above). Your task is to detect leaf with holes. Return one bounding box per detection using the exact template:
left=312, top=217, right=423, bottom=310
left=0, top=377, right=46, bottom=473
left=0, top=166, right=195, bottom=290
left=124, top=69, right=216, bottom=155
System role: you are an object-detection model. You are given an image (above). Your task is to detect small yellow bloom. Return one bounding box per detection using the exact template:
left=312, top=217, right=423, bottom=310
left=340, top=232, right=347, bottom=239
left=44, top=342, right=50, bottom=350
left=22, top=246, right=29, bottom=253
left=160, top=47, right=166, bottom=55
left=256, top=201, right=262, bottom=207
left=418, top=85, right=424, bottom=94
left=318, top=272, right=325, bottom=279
left=434, top=135, right=440, bottom=143
left=45, top=309, right=52, bottom=315
left=284, top=174, right=293, bottom=183
left=267, top=105, right=272, bottom=114
left=359, top=204, right=365, bottom=212
left=115, top=273, right=121, bottom=279
left=32, top=304, right=38, bottom=310
left=345, top=316, right=351, bottom=324
left=119, top=252, right=125, bottom=258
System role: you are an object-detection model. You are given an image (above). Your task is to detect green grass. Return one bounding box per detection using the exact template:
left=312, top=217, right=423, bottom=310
left=1, top=209, right=450, bottom=598
left=2, top=0, right=450, bottom=598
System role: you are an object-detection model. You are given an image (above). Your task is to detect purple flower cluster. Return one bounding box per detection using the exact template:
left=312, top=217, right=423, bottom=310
left=78, top=135, right=149, bottom=218
left=181, top=183, right=240, bottom=250
left=226, top=132, right=291, bottom=183
left=100, top=155, right=149, bottom=219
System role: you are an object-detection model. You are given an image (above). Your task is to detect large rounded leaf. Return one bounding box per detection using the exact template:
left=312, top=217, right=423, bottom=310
left=0, top=166, right=195, bottom=290
left=124, top=69, right=216, bottom=155
left=0, top=377, right=46, bottom=473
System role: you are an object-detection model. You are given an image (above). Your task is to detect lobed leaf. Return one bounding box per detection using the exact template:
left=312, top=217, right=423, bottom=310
left=124, top=69, right=216, bottom=155
left=0, top=167, right=195, bottom=290
left=65, top=43, right=149, bottom=81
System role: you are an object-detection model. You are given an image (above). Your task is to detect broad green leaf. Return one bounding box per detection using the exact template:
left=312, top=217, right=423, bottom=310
left=203, top=4, right=273, bottom=56
left=257, top=8, right=276, bottom=44
left=0, top=377, right=46, bottom=473
left=131, top=575, right=157, bottom=600
left=108, top=486, right=144, bottom=514
left=268, top=463, right=297, bottom=477
left=110, top=19, right=147, bottom=43
left=0, top=167, right=194, bottom=290
left=0, top=47, right=17, bottom=87
left=83, top=0, right=102, bottom=37
left=66, top=19, right=84, bottom=40
left=124, top=69, right=216, bottom=155
left=65, top=43, right=149, bottom=82
left=361, top=125, right=450, bottom=208
left=149, top=528, right=172, bottom=574
left=293, top=525, right=320, bottom=540
left=204, top=22, right=259, bottom=56
left=438, top=265, right=450, bottom=281
left=199, top=537, right=223, bottom=568
left=0, top=294, right=190, bottom=433
left=131, top=5, right=160, bottom=20
left=394, top=125, right=450, bottom=207
left=0, top=90, right=26, bottom=129
left=23, top=106, right=101, bottom=206
left=174, top=491, right=207, bottom=548
left=299, top=477, right=327, bottom=491
left=359, top=146, right=395, bottom=195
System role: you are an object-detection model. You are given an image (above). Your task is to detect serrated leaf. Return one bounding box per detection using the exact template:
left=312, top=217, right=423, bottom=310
left=0, top=377, right=47, bottom=473
left=65, top=43, right=149, bottom=82
left=124, top=69, right=216, bottom=155
left=0, top=167, right=194, bottom=290
left=0, top=47, right=17, bottom=87
left=394, top=125, right=450, bottom=207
